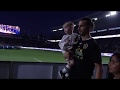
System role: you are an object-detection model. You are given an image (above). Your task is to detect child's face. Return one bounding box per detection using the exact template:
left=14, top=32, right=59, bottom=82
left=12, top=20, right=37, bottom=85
left=108, top=55, right=120, bottom=74
left=63, top=25, right=74, bottom=34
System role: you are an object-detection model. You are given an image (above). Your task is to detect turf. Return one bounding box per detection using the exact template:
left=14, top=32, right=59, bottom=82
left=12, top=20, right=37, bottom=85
left=0, top=49, right=110, bottom=64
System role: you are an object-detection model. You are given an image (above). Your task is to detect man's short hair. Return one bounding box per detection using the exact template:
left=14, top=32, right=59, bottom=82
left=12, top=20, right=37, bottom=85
left=80, top=17, right=95, bottom=28
left=63, top=21, right=74, bottom=28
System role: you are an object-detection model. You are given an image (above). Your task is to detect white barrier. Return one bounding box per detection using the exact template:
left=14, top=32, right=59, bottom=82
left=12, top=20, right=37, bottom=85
left=21, top=46, right=113, bottom=57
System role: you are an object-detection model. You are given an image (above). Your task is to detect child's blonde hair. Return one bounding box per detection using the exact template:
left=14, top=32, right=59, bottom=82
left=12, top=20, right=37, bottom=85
left=63, top=21, right=75, bottom=28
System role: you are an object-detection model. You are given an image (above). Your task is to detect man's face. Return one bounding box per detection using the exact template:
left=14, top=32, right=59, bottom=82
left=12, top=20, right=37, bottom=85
left=78, top=20, right=89, bottom=36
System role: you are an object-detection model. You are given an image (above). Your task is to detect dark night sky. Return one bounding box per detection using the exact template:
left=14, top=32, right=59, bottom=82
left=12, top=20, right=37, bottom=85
left=0, top=11, right=98, bottom=38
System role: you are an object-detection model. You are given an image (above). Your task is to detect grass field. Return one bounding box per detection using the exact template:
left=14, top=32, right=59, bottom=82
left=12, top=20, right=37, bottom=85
left=0, top=49, right=110, bottom=64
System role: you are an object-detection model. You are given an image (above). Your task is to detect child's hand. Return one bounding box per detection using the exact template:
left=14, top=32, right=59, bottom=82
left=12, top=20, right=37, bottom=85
left=68, top=60, right=74, bottom=67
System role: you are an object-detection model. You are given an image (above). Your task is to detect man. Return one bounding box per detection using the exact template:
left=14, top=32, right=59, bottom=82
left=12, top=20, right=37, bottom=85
left=69, top=17, right=103, bottom=79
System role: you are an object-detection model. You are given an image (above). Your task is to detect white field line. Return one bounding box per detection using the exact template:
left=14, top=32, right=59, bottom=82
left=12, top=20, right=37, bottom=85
left=33, top=58, right=42, bottom=62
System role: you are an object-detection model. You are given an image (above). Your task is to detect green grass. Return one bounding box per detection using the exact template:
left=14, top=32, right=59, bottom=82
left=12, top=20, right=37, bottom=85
left=0, top=49, right=110, bottom=64
left=102, top=56, right=110, bottom=64
left=0, top=49, right=64, bottom=63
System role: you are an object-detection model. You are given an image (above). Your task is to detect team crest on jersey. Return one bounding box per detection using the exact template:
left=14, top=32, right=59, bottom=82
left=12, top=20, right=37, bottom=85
left=83, top=43, right=88, bottom=49
left=75, top=47, right=83, bottom=60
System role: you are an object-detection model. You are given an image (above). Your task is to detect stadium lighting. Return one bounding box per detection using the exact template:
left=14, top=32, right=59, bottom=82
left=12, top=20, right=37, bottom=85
left=109, top=27, right=120, bottom=30
left=97, top=29, right=107, bottom=32
left=53, top=30, right=57, bottom=32
left=74, top=25, right=76, bottom=27
left=106, top=11, right=117, bottom=17
left=92, top=34, right=120, bottom=39
left=48, top=34, right=120, bottom=42
left=58, top=28, right=63, bottom=31
left=90, top=30, right=96, bottom=33
left=105, top=14, right=111, bottom=17
left=110, top=11, right=117, bottom=15
left=93, top=18, right=98, bottom=20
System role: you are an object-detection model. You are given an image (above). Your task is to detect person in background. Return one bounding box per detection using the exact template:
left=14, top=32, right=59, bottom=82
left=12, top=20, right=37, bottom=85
left=108, top=52, right=120, bottom=79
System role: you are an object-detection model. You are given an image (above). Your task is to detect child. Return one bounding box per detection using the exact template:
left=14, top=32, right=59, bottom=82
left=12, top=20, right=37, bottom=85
left=58, top=21, right=79, bottom=79
left=108, top=52, right=120, bottom=79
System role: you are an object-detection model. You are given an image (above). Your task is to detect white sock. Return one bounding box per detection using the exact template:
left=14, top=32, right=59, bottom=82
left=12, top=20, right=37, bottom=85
left=62, top=65, right=71, bottom=73
left=66, top=65, right=71, bottom=69
left=65, top=73, right=69, bottom=77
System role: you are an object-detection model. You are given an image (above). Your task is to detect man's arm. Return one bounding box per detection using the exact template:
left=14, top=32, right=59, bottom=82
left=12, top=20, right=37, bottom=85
left=94, top=63, right=103, bottom=79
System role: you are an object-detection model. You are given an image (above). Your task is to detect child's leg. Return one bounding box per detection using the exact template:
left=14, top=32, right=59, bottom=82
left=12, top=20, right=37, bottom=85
left=61, top=51, right=74, bottom=74
left=61, top=51, right=71, bottom=73
left=59, top=61, right=74, bottom=79
left=62, top=60, right=71, bottom=73
left=59, top=51, right=73, bottom=79
left=59, top=60, right=71, bottom=79
left=64, top=60, right=74, bottom=78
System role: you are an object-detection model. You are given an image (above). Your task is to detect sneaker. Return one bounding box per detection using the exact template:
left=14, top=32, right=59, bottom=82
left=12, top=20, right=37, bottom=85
left=58, top=70, right=66, bottom=79
left=58, top=71, right=70, bottom=79
left=65, top=73, right=70, bottom=79
left=65, top=73, right=69, bottom=78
